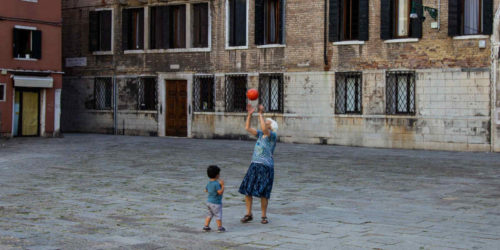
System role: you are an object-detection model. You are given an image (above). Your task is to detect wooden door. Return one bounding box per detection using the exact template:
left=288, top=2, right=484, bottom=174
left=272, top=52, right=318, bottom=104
left=165, top=80, right=187, bottom=137
left=21, top=90, right=39, bottom=136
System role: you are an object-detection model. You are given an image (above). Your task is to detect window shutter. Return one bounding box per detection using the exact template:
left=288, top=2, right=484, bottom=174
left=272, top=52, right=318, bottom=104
left=161, top=6, right=170, bottom=49
left=179, top=5, right=187, bottom=48
left=380, top=0, right=392, bottom=40
left=138, top=9, right=144, bottom=49
left=89, top=11, right=100, bottom=52
left=329, top=0, right=340, bottom=42
left=32, top=30, right=42, bottom=59
left=200, top=3, right=209, bottom=47
left=483, top=0, right=493, bottom=35
left=448, top=0, right=460, bottom=36
left=410, top=0, right=422, bottom=38
left=193, top=4, right=201, bottom=47
left=279, top=0, right=285, bottom=44
left=13, top=28, right=19, bottom=58
left=235, top=0, right=247, bottom=46
left=229, top=0, right=236, bottom=46
left=358, top=0, right=369, bottom=41
left=150, top=7, right=157, bottom=49
left=101, top=11, right=112, bottom=51
left=255, top=0, right=265, bottom=45
left=122, top=9, right=130, bottom=50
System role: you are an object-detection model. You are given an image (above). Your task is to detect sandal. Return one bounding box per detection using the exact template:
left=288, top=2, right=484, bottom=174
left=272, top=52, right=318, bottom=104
left=261, top=217, right=269, bottom=224
left=240, top=214, right=253, bottom=223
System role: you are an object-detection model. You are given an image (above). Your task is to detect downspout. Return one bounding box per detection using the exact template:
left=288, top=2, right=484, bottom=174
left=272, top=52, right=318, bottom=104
left=324, top=0, right=329, bottom=67
left=437, top=0, right=441, bottom=30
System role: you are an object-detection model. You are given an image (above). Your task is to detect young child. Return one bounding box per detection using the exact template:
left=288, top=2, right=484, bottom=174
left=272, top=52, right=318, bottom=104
left=203, top=165, right=226, bottom=232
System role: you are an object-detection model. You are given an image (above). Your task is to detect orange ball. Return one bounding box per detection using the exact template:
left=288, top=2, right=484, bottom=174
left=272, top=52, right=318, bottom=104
left=247, top=88, right=259, bottom=101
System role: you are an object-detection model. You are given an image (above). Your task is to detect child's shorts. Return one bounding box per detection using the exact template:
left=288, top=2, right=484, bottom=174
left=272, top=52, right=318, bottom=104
left=206, top=202, right=222, bottom=220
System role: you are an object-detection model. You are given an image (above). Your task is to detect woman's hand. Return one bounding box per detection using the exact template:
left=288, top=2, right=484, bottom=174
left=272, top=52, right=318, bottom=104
left=247, top=104, right=255, bottom=115
left=258, top=104, right=265, bottom=114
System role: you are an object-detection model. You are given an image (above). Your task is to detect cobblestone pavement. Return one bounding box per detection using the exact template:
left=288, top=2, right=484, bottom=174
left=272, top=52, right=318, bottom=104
left=0, top=134, right=499, bottom=249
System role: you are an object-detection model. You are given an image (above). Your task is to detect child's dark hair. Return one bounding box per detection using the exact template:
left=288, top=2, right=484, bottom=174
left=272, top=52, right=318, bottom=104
left=207, top=165, right=220, bottom=178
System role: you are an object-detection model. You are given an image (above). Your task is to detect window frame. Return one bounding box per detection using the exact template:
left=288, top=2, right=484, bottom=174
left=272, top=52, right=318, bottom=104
left=386, top=71, right=416, bottom=115
left=392, top=0, right=412, bottom=39
left=91, top=8, right=114, bottom=55
left=335, top=72, right=362, bottom=115
left=123, top=7, right=145, bottom=52
left=226, top=0, right=249, bottom=49
left=193, top=75, right=216, bottom=112
left=137, top=77, right=158, bottom=111
left=225, top=74, right=248, bottom=113
left=259, top=73, right=284, bottom=113
left=0, top=83, right=6, bottom=102
left=13, top=25, right=40, bottom=60
left=264, top=0, right=281, bottom=45
left=340, top=0, right=360, bottom=41
left=93, top=77, right=113, bottom=110
left=460, top=0, right=483, bottom=35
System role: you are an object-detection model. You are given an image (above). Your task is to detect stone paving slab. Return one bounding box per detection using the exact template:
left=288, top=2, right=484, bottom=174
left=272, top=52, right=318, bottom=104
left=0, top=134, right=499, bottom=249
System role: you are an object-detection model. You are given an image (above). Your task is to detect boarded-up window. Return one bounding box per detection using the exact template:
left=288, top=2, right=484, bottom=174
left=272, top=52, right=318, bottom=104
left=150, top=6, right=169, bottom=49
left=89, top=10, right=112, bottom=52
left=255, top=0, right=285, bottom=45
left=229, top=0, right=247, bottom=46
left=138, top=77, right=157, bottom=111
left=225, top=75, right=247, bottom=112
left=122, top=8, right=144, bottom=50
left=13, top=28, right=41, bottom=59
left=94, top=77, right=112, bottom=110
left=259, top=74, right=283, bottom=113
left=169, top=5, right=186, bottom=48
left=193, top=75, right=215, bottom=112
left=192, top=3, right=209, bottom=48
left=380, top=0, right=422, bottom=40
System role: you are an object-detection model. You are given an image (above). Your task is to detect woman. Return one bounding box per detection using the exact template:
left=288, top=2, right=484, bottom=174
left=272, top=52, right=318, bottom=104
left=238, top=104, right=278, bottom=224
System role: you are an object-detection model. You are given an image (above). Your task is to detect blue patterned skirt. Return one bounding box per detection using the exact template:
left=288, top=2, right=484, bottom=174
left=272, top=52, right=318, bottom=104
left=238, top=163, right=274, bottom=199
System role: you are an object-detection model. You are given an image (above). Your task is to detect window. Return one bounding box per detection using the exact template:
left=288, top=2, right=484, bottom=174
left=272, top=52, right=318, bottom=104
left=228, top=0, right=247, bottom=47
left=192, top=3, right=209, bottom=48
left=193, top=75, right=215, bottom=112
left=386, top=71, right=415, bottom=115
left=255, top=0, right=285, bottom=45
left=13, top=28, right=41, bottom=59
left=259, top=74, right=283, bottom=113
left=138, top=77, right=157, bottom=111
left=225, top=75, right=247, bottom=112
left=329, top=0, right=369, bottom=42
left=169, top=5, right=187, bottom=48
left=122, top=8, right=144, bottom=50
left=89, top=10, right=112, bottom=52
left=335, top=72, right=362, bottom=114
left=94, top=77, right=112, bottom=110
left=0, top=84, right=5, bottom=102
left=449, top=0, right=493, bottom=36
left=380, top=0, right=422, bottom=40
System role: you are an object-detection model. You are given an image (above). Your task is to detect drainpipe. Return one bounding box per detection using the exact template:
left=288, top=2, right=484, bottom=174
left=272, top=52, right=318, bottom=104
left=437, top=0, right=441, bottom=30
left=324, top=0, right=329, bottom=67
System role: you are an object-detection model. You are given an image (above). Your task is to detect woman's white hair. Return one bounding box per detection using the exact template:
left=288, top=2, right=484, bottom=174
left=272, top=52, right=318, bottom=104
left=266, top=118, right=278, bottom=132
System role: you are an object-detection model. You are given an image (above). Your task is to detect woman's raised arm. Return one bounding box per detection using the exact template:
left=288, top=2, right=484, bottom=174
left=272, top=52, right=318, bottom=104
left=246, top=104, right=258, bottom=136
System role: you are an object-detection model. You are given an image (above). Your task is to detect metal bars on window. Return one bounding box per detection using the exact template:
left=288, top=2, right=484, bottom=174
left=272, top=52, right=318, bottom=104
left=94, top=77, right=112, bottom=110
left=193, top=75, right=215, bottom=112
left=259, top=74, right=284, bottom=113
left=225, top=74, right=247, bottom=112
left=335, top=72, right=362, bottom=114
left=138, top=77, right=157, bottom=111
left=386, top=71, right=415, bottom=115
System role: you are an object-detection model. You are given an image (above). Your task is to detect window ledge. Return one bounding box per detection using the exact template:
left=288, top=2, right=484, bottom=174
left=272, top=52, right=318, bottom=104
left=123, top=50, right=145, bottom=54
left=257, top=44, right=286, bottom=49
left=225, top=46, right=249, bottom=50
left=333, top=41, right=365, bottom=46
left=335, top=114, right=363, bottom=117
left=93, top=51, right=114, bottom=56
left=147, top=48, right=211, bottom=53
left=194, top=111, right=216, bottom=115
left=14, top=58, right=38, bottom=61
left=87, top=109, right=113, bottom=113
left=453, top=35, right=489, bottom=40
left=118, top=110, right=157, bottom=114
left=384, top=38, right=419, bottom=44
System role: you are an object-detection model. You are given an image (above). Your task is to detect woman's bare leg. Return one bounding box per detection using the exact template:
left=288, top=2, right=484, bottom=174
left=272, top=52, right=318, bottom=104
left=261, top=198, right=268, bottom=218
left=245, top=195, right=253, bottom=215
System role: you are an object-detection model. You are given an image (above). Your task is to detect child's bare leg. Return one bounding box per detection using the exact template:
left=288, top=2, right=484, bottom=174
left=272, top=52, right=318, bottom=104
left=204, top=216, right=212, bottom=227
left=216, top=220, right=222, bottom=228
left=245, top=195, right=253, bottom=215
left=261, top=198, right=268, bottom=218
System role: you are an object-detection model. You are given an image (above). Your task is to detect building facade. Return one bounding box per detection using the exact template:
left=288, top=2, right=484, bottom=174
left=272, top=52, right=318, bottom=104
left=62, top=0, right=500, bottom=152
left=0, top=0, right=63, bottom=138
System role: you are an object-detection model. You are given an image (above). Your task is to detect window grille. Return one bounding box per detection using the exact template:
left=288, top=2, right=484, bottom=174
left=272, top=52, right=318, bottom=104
left=94, top=77, right=112, bottom=110
left=386, top=71, right=415, bottom=115
left=138, top=77, right=157, bottom=111
left=259, top=74, right=283, bottom=113
left=193, top=75, right=215, bottom=112
left=225, top=74, right=247, bottom=112
left=335, top=72, right=362, bottom=114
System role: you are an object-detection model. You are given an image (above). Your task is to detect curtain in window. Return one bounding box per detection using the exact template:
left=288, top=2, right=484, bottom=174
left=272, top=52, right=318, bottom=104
left=464, top=0, right=480, bottom=35
left=397, top=0, right=410, bottom=37
left=269, top=1, right=277, bottom=43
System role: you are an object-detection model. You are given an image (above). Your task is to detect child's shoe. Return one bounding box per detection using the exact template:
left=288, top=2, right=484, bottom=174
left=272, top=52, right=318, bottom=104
left=217, top=226, right=226, bottom=233
left=203, top=226, right=211, bottom=232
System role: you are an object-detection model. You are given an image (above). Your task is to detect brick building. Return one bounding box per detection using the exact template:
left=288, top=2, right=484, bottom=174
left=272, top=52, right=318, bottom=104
left=62, top=0, right=500, bottom=152
left=0, top=0, right=63, bottom=137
